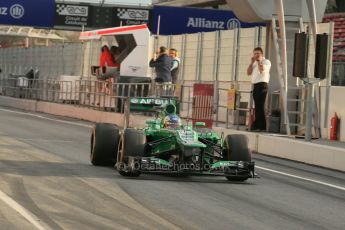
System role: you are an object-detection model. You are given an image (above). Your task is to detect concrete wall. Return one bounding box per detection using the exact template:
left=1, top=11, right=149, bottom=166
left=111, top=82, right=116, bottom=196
left=214, top=126, right=345, bottom=172
left=1, top=95, right=344, bottom=172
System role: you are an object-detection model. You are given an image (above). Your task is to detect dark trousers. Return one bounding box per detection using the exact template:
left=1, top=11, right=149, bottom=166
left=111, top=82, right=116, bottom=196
left=252, top=82, right=268, bottom=130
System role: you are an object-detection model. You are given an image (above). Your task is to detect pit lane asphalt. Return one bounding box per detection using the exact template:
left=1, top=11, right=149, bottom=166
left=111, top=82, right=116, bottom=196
left=0, top=106, right=344, bottom=230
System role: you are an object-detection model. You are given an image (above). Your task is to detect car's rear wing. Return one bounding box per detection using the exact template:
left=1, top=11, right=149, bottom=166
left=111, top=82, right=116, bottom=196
left=129, top=97, right=180, bottom=114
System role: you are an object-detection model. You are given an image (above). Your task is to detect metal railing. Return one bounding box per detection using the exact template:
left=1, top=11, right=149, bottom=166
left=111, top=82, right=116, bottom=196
left=0, top=77, right=253, bottom=129
left=214, top=87, right=253, bottom=130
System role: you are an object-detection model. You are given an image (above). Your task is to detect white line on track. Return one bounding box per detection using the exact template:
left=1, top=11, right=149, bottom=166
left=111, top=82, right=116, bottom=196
left=1, top=107, right=344, bottom=192
left=0, top=108, right=92, bottom=128
left=0, top=190, right=47, bottom=230
left=16, top=138, right=75, bottom=143
left=256, top=166, right=345, bottom=191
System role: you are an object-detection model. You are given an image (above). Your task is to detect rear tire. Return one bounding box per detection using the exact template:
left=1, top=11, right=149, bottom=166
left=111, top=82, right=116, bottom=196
left=91, top=123, right=120, bottom=166
left=117, top=128, right=145, bottom=177
left=222, top=134, right=252, bottom=181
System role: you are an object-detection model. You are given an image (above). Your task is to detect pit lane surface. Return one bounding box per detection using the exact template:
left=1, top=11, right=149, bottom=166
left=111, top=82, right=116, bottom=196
left=0, top=106, right=344, bottom=230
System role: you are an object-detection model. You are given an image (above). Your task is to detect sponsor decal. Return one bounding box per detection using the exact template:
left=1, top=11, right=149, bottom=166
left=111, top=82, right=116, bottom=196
left=0, top=7, right=8, bottom=16
left=0, top=0, right=54, bottom=27
left=0, top=4, right=25, bottom=19
left=55, top=4, right=89, bottom=27
left=187, top=17, right=241, bottom=30
left=187, top=17, right=225, bottom=29
left=117, top=8, right=149, bottom=21
left=226, top=18, right=241, bottom=29
left=115, top=7, right=150, bottom=26
left=131, top=98, right=139, bottom=104
left=56, top=4, right=88, bottom=17
left=10, top=4, right=24, bottom=19
left=130, top=98, right=169, bottom=105
left=129, top=66, right=141, bottom=72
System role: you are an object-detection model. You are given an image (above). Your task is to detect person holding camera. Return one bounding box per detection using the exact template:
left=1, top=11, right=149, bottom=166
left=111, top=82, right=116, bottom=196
left=247, top=47, right=271, bottom=131
left=149, top=46, right=172, bottom=83
left=150, top=46, right=173, bottom=96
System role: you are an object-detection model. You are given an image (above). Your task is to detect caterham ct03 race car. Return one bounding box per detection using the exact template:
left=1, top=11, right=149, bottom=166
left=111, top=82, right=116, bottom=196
left=90, top=97, right=256, bottom=181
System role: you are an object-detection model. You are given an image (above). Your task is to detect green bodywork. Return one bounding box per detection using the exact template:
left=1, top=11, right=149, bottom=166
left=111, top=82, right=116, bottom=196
left=130, top=97, right=180, bottom=113
left=129, top=97, right=246, bottom=172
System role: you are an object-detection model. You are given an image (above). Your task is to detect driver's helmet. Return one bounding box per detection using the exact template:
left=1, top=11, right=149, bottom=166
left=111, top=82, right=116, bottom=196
left=164, top=114, right=181, bottom=129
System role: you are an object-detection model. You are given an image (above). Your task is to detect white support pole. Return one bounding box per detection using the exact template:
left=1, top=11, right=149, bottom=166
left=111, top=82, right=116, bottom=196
left=305, top=82, right=314, bottom=141
left=307, top=0, right=321, bottom=138
left=234, top=28, right=241, bottom=82
left=275, top=0, right=288, bottom=97
left=274, top=0, right=291, bottom=136
left=25, top=38, right=29, bottom=48
left=306, top=0, right=318, bottom=45
left=231, top=29, right=238, bottom=82
left=324, top=21, right=334, bottom=128
left=157, top=15, right=161, bottom=36
left=88, top=40, right=93, bottom=81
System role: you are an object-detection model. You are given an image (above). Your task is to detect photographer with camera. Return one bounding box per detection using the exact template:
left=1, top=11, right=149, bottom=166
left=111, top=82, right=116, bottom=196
left=149, top=46, right=172, bottom=83
left=150, top=46, right=173, bottom=96
left=247, top=47, right=271, bottom=131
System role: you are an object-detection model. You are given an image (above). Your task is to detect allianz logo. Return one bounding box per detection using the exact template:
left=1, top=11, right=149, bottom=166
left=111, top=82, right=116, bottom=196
left=0, top=4, right=25, bottom=19
left=187, top=17, right=241, bottom=30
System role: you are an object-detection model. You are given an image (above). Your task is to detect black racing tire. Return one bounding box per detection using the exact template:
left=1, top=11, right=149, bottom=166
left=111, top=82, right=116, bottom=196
left=225, top=176, right=250, bottom=182
left=117, top=128, right=146, bottom=177
left=118, top=170, right=141, bottom=177
left=91, top=123, right=120, bottom=166
left=222, top=134, right=251, bottom=161
left=123, top=128, right=146, bottom=157
left=222, top=134, right=252, bottom=182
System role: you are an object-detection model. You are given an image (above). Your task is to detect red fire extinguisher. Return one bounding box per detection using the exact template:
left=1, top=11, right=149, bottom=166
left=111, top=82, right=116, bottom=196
left=330, top=113, right=339, bottom=141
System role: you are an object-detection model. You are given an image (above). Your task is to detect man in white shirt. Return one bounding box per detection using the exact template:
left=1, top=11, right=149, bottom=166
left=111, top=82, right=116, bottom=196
left=169, top=48, right=180, bottom=84
left=247, top=47, right=271, bottom=131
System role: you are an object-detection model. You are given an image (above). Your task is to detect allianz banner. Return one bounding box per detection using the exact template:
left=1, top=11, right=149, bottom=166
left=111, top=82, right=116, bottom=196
left=150, top=6, right=264, bottom=35
left=0, top=0, right=55, bottom=28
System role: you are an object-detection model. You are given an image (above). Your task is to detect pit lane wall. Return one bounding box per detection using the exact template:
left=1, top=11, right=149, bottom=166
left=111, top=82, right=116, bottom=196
left=1, top=95, right=344, bottom=172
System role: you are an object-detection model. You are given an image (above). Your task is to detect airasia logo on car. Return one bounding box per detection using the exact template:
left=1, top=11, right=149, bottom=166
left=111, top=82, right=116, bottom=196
left=131, top=98, right=168, bottom=105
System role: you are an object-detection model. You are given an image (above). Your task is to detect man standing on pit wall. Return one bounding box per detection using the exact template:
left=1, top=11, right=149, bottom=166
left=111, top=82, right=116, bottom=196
left=150, top=46, right=172, bottom=96
left=169, top=48, right=180, bottom=84
left=150, top=46, right=172, bottom=83
left=247, top=47, right=271, bottom=131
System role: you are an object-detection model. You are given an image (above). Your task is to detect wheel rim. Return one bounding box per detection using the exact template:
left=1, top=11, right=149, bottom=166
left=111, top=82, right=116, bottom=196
left=117, top=134, right=125, bottom=168
left=90, top=128, right=96, bottom=161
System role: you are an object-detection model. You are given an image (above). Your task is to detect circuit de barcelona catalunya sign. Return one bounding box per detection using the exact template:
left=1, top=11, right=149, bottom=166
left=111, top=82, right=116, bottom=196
left=0, top=0, right=55, bottom=27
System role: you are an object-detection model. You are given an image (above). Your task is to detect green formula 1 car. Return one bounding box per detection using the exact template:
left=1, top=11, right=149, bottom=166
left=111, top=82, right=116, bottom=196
left=90, top=97, right=256, bottom=181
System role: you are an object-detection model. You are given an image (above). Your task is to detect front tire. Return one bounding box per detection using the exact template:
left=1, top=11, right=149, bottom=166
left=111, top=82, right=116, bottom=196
left=222, top=134, right=251, bottom=161
left=91, top=123, right=120, bottom=166
left=117, top=128, right=146, bottom=177
left=222, top=134, right=252, bottom=181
